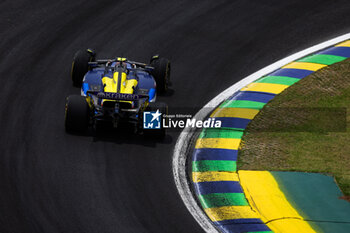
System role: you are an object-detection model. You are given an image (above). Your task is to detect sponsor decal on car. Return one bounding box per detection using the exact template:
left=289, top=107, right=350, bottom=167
left=96, top=92, right=140, bottom=101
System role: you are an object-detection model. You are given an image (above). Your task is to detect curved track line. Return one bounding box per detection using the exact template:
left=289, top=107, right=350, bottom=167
left=172, top=32, right=350, bottom=233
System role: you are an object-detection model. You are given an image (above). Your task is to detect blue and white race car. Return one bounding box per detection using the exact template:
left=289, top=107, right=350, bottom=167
left=65, top=49, right=170, bottom=138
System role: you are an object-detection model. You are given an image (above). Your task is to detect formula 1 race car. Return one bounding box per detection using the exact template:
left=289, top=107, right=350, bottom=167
left=65, top=49, right=170, bottom=138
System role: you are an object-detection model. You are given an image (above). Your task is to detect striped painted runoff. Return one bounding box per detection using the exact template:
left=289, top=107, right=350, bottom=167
left=210, top=107, right=259, bottom=119
left=240, top=82, right=289, bottom=94
left=195, top=138, right=241, bottom=150
left=192, top=160, right=237, bottom=172
left=297, top=54, right=346, bottom=65
left=190, top=40, right=350, bottom=233
left=255, top=76, right=300, bottom=86
left=220, top=100, right=266, bottom=109
left=192, top=171, right=239, bottom=182
left=282, top=62, right=326, bottom=71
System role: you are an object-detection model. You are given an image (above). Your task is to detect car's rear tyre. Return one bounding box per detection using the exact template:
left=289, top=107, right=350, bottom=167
left=143, top=102, right=168, bottom=139
left=150, top=56, right=170, bottom=94
left=71, top=49, right=96, bottom=87
left=65, top=95, right=90, bottom=133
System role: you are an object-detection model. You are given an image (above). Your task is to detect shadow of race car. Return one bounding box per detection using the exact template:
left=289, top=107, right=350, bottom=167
left=65, top=49, right=171, bottom=139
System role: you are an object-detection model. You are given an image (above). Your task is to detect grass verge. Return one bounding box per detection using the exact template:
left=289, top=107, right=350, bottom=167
left=238, top=58, right=350, bottom=196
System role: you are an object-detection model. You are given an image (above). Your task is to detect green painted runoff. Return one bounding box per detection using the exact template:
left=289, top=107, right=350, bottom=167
left=192, top=160, right=237, bottom=172
left=199, top=128, right=244, bottom=139
left=220, top=100, right=266, bottom=109
left=198, top=193, right=249, bottom=208
left=297, top=54, right=346, bottom=65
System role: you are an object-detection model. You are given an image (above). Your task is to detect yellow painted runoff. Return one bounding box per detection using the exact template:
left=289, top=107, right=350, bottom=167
left=240, top=83, right=289, bottom=94
left=238, top=171, right=316, bottom=233
left=192, top=171, right=239, bottom=182
left=282, top=62, right=326, bottom=71
left=195, top=138, right=241, bottom=150
left=335, top=40, right=350, bottom=47
left=205, top=206, right=259, bottom=221
left=210, top=107, right=259, bottom=119
left=267, top=218, right=317, bottom=233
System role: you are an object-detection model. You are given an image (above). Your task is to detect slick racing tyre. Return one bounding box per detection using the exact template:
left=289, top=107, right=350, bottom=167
left=65, top=95, right=90, bottom=133
left=143, top=102, right=168, bottom=139
left=71, top=49, right=96, bottom=87
left=150, top=56, right=170, bottom=94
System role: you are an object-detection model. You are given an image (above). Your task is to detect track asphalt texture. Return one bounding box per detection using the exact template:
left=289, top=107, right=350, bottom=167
left=1, top=1, right=350, bottom=232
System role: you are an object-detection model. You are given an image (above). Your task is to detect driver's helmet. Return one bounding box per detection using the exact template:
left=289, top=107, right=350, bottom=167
left=115, top=57, right=127, bottom=69
left=115, top=61, right=127, bottom=69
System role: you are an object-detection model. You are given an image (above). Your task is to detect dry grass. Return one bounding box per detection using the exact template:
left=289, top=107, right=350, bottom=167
left=239, top=58, right=350, bottom=195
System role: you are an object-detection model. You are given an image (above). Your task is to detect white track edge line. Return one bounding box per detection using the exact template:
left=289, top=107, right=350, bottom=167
left=172, top=32, right=350, bottom=233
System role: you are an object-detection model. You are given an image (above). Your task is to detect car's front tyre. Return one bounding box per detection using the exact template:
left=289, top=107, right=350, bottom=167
left=150, top=56, right=171, bottom=94
left=71, top=49, right=96, bottom=87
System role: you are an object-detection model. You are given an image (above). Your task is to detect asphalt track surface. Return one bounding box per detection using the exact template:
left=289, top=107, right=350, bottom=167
left=1, top=1, right=350, bottom=233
